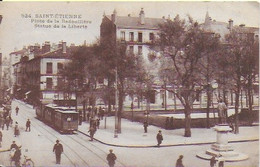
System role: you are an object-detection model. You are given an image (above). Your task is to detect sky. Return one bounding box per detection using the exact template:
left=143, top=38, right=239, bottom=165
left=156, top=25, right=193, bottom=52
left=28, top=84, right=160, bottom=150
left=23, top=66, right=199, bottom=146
left=0, top=1, right=259, bottom=57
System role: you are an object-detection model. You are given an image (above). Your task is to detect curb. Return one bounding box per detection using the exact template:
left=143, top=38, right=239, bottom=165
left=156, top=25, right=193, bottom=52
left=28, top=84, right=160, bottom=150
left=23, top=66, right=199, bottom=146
left=77, top=130, right=259, bottom=148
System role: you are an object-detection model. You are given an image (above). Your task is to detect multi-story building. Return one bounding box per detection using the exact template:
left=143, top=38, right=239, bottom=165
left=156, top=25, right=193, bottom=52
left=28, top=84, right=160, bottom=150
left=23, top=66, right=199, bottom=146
left=100, top=9, right=259, bottom=110
left=13, top=41, right=76, bottom=105
left=100, top=8, right=171, bottom=109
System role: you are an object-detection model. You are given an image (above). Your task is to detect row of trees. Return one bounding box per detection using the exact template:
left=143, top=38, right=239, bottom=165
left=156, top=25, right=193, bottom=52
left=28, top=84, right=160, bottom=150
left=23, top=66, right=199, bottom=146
left=153, top=15, right=258, bottom=136
left=62, top=15, right=258, bottom=137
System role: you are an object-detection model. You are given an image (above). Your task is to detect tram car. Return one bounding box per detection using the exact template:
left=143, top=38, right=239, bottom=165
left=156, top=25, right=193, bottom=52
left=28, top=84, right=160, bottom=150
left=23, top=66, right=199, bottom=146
left=36, top=104, right=78, bottom=133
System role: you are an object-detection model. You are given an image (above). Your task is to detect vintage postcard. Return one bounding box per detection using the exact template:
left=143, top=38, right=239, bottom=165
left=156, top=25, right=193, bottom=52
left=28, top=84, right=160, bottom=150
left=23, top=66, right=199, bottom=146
left=0, top=1, right=259, bottom=167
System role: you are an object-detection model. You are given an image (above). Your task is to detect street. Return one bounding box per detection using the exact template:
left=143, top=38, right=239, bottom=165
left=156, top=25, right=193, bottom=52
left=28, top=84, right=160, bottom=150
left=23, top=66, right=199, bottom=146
left=0, top=100, right=258, bottom=167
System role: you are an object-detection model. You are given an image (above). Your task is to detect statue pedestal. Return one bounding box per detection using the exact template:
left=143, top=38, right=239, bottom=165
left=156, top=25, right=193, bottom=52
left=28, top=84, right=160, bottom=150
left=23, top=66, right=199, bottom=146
left=197, top=124, right=248, bottom=161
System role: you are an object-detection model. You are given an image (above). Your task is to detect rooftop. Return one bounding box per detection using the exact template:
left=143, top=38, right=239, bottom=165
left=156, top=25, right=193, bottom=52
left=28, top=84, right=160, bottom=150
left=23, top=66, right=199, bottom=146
left=105, top=15, right=165, bottom=30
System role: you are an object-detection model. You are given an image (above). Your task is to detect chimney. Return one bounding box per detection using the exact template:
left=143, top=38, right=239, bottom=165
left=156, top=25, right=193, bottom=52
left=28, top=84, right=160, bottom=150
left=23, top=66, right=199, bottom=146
left=42, top=41, right=50, bottom=54
left=128, top=14, right=131, bottom=17
left=228, top=19, right=233, bottom=31
left=62, top=42, right=66, bottom=53
left=111, top=9, right=117, bottom=23
left=58, top=41, right=63, bottom=49
left=139, top=8, right=145, bottom=25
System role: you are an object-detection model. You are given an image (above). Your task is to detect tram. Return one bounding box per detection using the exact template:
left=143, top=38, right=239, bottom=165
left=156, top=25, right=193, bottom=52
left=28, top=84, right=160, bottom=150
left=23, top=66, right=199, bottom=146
left=36, top=104, right=78, bottom=133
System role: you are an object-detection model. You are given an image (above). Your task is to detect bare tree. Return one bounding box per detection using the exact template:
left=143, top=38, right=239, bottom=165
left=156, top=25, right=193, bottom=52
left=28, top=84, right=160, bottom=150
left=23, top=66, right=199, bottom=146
left=225, top=29, right=259, bottom=132
left=153, top=15, right=220, bottom=137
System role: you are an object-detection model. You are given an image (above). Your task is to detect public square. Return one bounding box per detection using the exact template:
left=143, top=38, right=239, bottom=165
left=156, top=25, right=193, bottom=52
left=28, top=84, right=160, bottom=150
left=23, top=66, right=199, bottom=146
left=0, top=99, right=258, bottom=167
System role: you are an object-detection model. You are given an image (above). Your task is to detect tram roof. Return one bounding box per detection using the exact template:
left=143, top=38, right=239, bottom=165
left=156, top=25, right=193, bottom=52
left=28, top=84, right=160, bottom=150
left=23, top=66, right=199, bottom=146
left=55, top=109, right=78, bottom=114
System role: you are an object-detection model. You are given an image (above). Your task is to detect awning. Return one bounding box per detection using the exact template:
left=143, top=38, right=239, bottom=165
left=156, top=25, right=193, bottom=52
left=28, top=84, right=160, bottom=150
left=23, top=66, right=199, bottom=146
left=25, top=91, right=31, bottom=95
left=6, top=88, right=11, bottom=92
left=17, top=88, right=21, bottom=91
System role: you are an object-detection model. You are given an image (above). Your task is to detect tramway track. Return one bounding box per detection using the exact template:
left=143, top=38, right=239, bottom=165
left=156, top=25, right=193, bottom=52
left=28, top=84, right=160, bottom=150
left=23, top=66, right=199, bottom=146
left=13, top=101, right=90, bottom=167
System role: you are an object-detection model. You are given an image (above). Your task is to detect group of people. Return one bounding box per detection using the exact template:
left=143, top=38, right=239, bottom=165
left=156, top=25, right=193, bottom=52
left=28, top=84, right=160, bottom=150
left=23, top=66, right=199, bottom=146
left=0, top=108, right=12, bottom=131
left=52, top=139, right=117, bottom=167
left=86, top=106, right=105, bottom=121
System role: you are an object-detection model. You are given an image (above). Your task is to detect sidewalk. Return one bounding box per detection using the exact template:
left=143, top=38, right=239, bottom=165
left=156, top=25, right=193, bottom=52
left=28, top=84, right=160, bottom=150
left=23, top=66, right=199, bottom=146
left=78, top=116, right=259, bottom=147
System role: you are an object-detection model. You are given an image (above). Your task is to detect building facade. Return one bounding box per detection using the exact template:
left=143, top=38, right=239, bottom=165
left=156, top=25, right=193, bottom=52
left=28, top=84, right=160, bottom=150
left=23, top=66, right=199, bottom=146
left=12, top=41, right=76, bottom=106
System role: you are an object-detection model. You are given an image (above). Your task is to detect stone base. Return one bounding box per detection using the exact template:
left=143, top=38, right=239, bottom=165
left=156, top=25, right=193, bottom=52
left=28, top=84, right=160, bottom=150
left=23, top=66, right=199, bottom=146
left=197, top=150, right=249, bottom=162
left=211, top=143, right=233, bottom=152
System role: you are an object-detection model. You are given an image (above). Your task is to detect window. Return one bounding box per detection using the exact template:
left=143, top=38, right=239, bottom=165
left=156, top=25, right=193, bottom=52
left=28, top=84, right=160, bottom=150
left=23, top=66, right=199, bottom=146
left=129, top=46, right=134, bottom=54
left=57, top=78, right=64, bottom=88
left=46, top=78, right=53, bottom=89
left=57, top=63, right=63, bottom=73
left=149, top=33, right=154, bottom=41
left=129, top=32, right=134, bottom=42
left=138, top=46, right=142, bottom=55
left=120, top=31, right=125, bottom=41
left=46, top=62, right=53, bottom=74
left=138, top=32, right=143, bottom=42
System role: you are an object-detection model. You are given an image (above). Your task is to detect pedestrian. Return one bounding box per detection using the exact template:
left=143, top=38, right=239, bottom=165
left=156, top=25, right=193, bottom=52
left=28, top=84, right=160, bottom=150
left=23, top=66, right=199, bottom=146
left=0, top=115, right=4, bottom=130
left=143, top=121, right=148, bottom=133
left=87, top=112, right=90, bottom=122
left=88, top=126, right=95, bottom=141
left=217, top=156, right=225, bottom=167
left=210, top=156, right=217, bottom=167
left=100, top=108, right=105, bottom=120
left=106, top=149, right=117, bottom=167
left=12, top=146, right=21, bottom=167
left=165, top=117, right=170, bottom=129
left=5, top=116, right=10, bottom=130
left=26, top=119, right=31, bottom=132
left=10, top=141, right=18, bottom=150
left=14, top=122, right=20, bottom=137
left=170, top=117, right=174, bottom=129
left=156, top=130, right=163, bottom=147
left=0, top=130, right=2, bottom=147
left=176, top=155, right=184, bottom=167
left=15, top=106, right=19, bottom=116
left=53, top=140, right=63, bottom=164
left=217, top=99, right=227, bottom=124
left=96, top=118, right=100, bottom=129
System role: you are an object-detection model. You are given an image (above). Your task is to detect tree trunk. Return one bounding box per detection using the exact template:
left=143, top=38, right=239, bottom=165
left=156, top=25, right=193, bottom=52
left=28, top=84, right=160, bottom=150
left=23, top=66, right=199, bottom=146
left=234, top=87, right=240, bottom=134
left=108, top=79, right=112, bottom=112
left=240, top=89, right=243, bottom=109
left=247, top=78, right=253, bottom=125
left=118, top=87, right=124, bottom=133
left=231, top=91, right=233, bottom=106
left=184, top=104, right=192, bottom=137
left=206, top=88, right=210, bottom=128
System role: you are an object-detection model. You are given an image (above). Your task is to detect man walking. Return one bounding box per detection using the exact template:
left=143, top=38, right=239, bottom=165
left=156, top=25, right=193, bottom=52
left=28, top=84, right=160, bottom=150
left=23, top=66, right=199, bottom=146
left=53, top=140, right=63, bottom=164
left=176, top=155, right=184, bottom=167
left=26, top=119, right=31, bottom=132
left=106, top=149, right=117, bottom=167
left=5, top=116, right=10, bottom=130
left=15, top=106, right=19, bottom=116
left=156, top=130, right=163, bottom=147
left=143, top=121, right=148, bottom=133
left=88, top=126, right=95, bottom=141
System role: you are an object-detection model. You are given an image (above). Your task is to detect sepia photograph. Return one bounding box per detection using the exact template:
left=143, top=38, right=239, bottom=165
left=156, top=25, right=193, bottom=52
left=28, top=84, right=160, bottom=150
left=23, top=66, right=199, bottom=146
left=0, top=1, right=259, bottom=167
